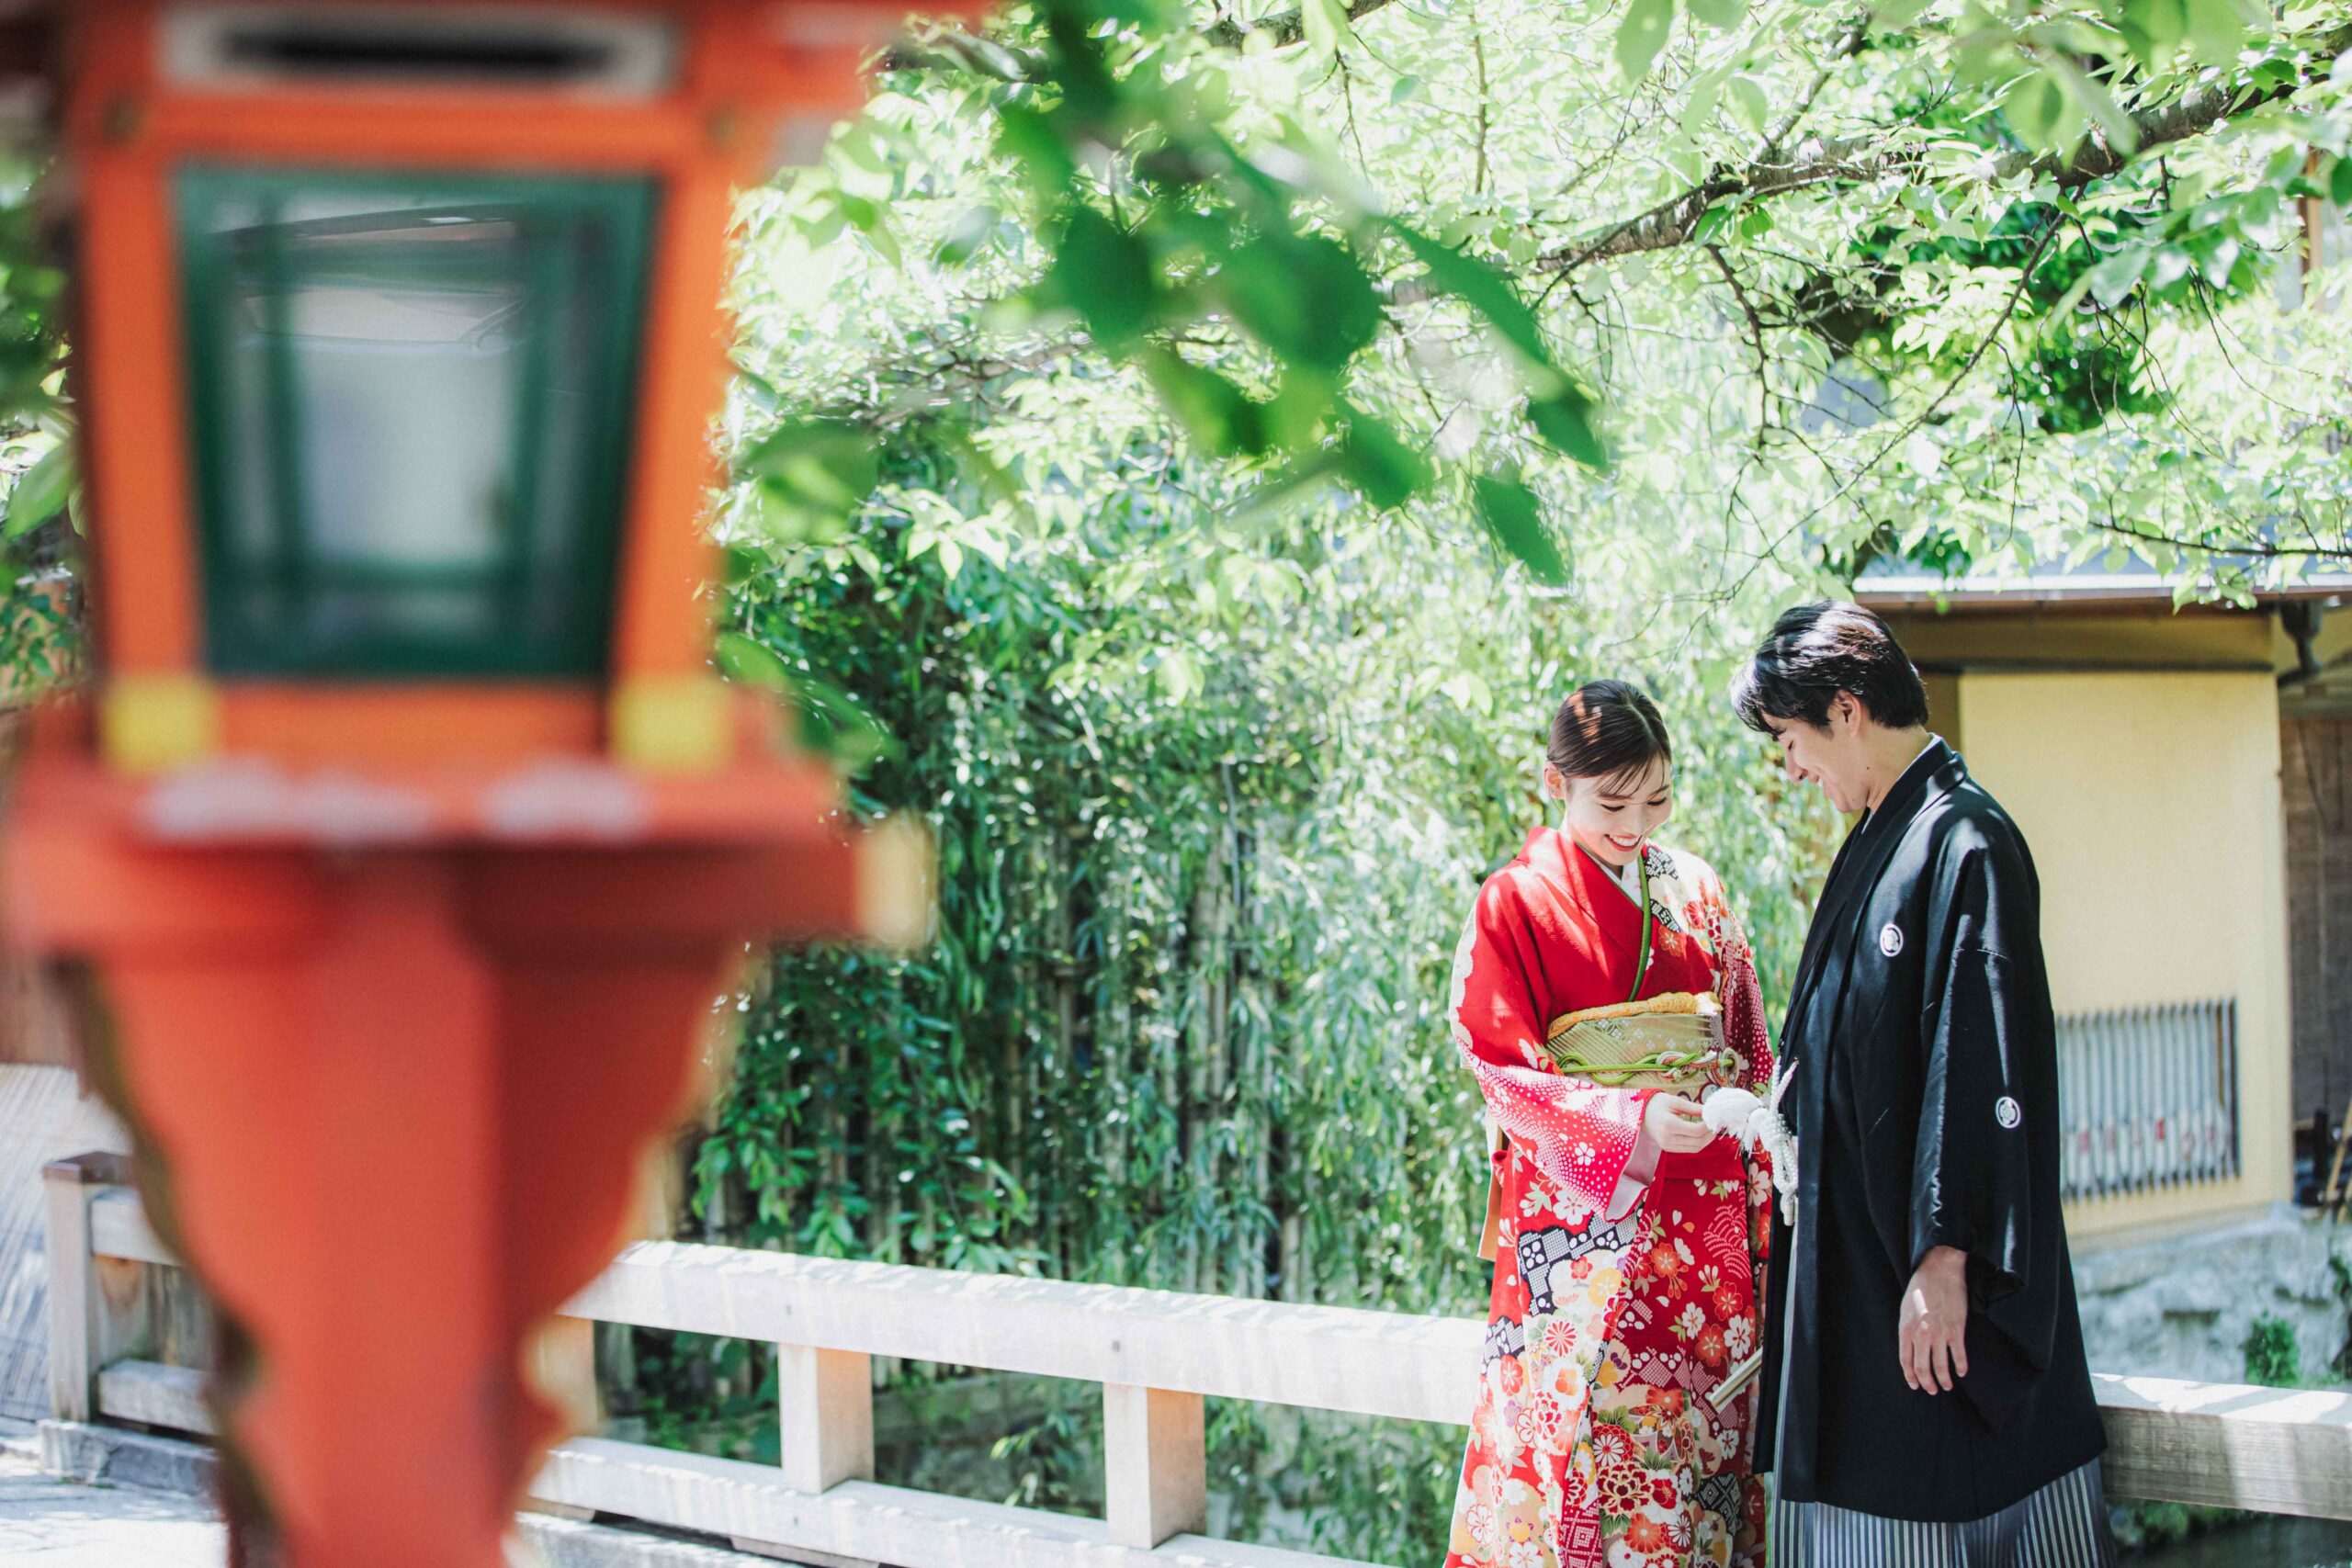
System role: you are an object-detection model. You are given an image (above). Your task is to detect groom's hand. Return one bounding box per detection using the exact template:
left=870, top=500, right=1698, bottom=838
left=1898, top=1246, right=1970, bottom=1394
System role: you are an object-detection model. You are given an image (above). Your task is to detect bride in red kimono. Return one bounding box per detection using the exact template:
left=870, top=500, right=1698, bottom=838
left=1443, top=681, right=1778, bottom=1568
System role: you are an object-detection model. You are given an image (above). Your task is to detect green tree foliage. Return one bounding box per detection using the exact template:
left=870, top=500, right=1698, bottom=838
left=775, top=0, right=2352, bottom=595
left=0, top=0, right=2348, bottom=1549
left=2243, top=1311, right=2304, bottom=1388
left=701, top=394, right=1826, bottom=1555
left=0, top=158, right=77, bottom=694
left=680, top=0, right=2352, bottom=1548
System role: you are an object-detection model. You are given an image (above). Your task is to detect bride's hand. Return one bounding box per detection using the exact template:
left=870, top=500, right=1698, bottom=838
left=1642, top=1091, right=1714, bottom=1154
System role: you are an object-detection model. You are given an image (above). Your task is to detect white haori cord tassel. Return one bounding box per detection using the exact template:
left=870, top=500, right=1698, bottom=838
left=1702, top=1057, right=1799, bottom=1223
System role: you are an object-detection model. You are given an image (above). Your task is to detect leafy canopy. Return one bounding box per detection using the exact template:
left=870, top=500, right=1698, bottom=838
left=684, top=4, right=2352, bottom=1550
left=736, top=0, right=2352, bottom=601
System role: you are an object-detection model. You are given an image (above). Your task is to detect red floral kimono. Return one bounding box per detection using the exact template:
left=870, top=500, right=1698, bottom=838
left=1444, top=829, right=1775, bottom=1568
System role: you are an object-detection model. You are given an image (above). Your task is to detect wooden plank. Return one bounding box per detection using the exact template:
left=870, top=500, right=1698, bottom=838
left=778, top=1344, right=872, bottom=1494
left=2097, top=1372, right=2352, bottom=1519
left=1103, top=1385, right=1205, bottom=1549
left=568, top=1241, right=1482, bottom=1426
left=41, top=1160, right=96, bottom=1421
left=74, top=1183, right=2352, bottom=1528
left=0, top=950, right=78, bottom=1068
left=530, top=1437, right=1391, bottom=1568
left=96, top=1357, right=212, bottom=1436
left=87, top=1188, right=171, bottom=1266
left=84, top=1185, right=1479, bottom=1423
left=152, top=1263, right=214, bottom=1371
left=92, top=1253, right=152, bottom=1376
left=0, top=1070, right=129, bottom=1424
left=520, top=1499, right=598, bottom=1523
left=529, top=1314, right=601, bottom=1436
left=731, top=1540, right=878, bottom=1568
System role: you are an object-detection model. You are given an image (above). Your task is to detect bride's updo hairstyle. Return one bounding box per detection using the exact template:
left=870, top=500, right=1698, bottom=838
left=1547, top=679, right=1672, bottom=791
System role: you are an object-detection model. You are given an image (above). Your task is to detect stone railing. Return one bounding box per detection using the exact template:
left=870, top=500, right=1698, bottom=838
left=43, top=1152, right=2352, bottom=1566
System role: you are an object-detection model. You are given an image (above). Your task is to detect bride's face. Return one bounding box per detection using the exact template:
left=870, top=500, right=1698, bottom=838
left=1547, top=756, right=1674, bottom=868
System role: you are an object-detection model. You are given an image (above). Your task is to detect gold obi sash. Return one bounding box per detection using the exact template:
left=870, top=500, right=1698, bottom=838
left=1476, top=992, right=1741, bottom=1261
left=1544, top=991, right=1738, bottom=1092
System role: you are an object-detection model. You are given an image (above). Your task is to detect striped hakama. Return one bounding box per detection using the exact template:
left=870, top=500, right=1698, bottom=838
left=1770, top=1458, right=2116, bottom=1568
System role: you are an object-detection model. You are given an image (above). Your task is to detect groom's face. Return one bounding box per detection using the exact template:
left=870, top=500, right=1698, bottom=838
left=1763, top=697, right=1868, bottom=813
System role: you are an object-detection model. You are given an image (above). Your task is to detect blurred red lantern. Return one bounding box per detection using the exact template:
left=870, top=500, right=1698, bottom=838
left=2, top=5, right=967, bottom=1564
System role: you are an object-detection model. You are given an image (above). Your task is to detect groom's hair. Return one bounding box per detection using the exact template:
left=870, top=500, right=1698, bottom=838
left=1733, top=601, right=1930, bottom=733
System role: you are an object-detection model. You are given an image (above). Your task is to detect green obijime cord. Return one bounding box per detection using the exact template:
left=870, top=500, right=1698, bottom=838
left=1625, top=849, right=1653, bottom=1004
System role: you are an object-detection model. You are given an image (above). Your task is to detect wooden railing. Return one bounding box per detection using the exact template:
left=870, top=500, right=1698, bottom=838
left=43, top=1152, right=2352, bottom=1565
left=2058, top=998, right=2240, bottom=1201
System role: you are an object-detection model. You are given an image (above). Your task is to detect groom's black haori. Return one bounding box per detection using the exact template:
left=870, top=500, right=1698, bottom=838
left=1738, top=607, right=2109, bottom=1530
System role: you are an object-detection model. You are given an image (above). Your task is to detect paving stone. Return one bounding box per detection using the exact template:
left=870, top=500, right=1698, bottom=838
left=1, top=1429, right=802, bottom=1568
left=0, top=1447, right=226, bottom=1568
left=38, top=1418, right=217, bottom=1496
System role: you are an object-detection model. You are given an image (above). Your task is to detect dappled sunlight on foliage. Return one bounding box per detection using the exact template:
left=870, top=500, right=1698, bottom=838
left=0, top=0, right=2345, bottom=1549
left=672, top=0, right=2352, bottom=1547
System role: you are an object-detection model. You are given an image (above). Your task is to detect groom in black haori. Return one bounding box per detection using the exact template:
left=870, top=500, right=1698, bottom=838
left=1734, top=603, right=2114, bottom=1567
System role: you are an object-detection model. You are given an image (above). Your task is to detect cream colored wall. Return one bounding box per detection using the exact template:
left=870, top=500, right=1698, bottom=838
left=1957, top=671, right=2293, bottom=1235
left=1919, top=671, right=1963, bottom=748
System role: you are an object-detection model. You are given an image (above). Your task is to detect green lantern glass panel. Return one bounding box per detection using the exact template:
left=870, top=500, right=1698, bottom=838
left=175, top=166, right=657, bottom=678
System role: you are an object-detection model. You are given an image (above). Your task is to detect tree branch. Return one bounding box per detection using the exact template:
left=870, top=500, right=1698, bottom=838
left=1538, top=135, right=1891, bottom=274
left=879, top=0, right=1407, bottom=76
left=2080, top=514, right=2352, bottom=563
left=1738, top=220, right=2060, bottom=566
left=876, top=26, right=1044, bottom=79
left=1540, top=20, right=2352, bottom=274
left=1703, top=243, right=1773, bottom=440
left=1203, top=0, right=1405, bottom=50
left=1756, top=9, right=1874, bottom=167
left=1471, top=22, right=1492, bottom=198
left=2041, top=26, right=2352, bottom=186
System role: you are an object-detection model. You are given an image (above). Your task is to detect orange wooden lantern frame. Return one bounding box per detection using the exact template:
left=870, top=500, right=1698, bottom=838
left=60, top=0, right=908, bottom=772
left=1, top=6, right=981, bottom=1566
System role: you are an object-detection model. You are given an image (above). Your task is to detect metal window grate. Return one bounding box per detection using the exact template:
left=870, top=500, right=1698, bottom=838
left=2057, top=998, right=2240, bottom=1201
